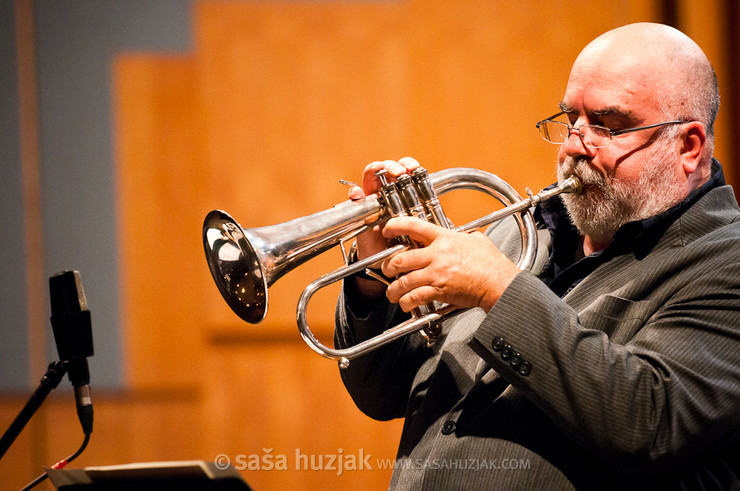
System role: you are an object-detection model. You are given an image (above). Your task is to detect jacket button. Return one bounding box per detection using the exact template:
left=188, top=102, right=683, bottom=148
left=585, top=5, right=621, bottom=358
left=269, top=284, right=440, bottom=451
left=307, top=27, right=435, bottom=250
left=501, top=345, right=513, bottom=360
left=510, top=352, right=522, bottom=368
left=441, top=420, right=456, bottom=435
left=519, top=361, right=532, bottom=376
left=492, top=337, right=504, bottom=351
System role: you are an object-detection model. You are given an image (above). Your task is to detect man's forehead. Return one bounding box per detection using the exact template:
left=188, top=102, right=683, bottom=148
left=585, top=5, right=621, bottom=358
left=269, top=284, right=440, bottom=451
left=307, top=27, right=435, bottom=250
left=565, top=34, right=672, bottom=105
left=560, top=63, right=661, bottom=120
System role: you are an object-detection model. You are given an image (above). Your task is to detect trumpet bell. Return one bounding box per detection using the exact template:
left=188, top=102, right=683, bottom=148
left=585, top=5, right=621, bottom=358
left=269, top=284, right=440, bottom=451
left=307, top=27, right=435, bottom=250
left=203, top=210, right=268, bottom=324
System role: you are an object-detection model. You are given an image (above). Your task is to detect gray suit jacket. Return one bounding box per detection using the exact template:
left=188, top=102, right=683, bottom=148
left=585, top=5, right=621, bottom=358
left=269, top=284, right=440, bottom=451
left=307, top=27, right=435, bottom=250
left=335, top=173, right=740, bottom=490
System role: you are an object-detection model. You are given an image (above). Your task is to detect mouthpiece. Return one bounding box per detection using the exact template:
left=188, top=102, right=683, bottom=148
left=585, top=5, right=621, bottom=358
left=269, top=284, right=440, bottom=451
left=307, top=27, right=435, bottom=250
left=560, top=176, right=583, bottom=195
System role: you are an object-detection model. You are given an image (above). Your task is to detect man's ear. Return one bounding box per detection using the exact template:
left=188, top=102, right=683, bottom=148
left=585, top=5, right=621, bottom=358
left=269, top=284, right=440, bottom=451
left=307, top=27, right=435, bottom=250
left=679, top=121, right=706, bottom=176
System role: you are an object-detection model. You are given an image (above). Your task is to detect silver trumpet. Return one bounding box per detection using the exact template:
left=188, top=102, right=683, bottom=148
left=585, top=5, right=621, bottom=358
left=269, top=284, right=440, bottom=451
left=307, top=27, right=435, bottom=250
left=203, top=167, right=581, bottom=368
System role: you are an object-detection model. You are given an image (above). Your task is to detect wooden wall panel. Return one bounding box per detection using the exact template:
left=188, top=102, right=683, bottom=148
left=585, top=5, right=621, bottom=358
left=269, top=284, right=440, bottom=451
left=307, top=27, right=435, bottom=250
left=110, top=1, right=673, bottom=489
left=678, top=0, right=734, bottom=186
left=0, top=396, right=37, bottom=487
left=6, top=1, right=713, bottom=489
left=114, top=55, right=210, bottom=389
left=194, top=1, right=412, bottom=333
left=200, top=341, right=402, bottom=489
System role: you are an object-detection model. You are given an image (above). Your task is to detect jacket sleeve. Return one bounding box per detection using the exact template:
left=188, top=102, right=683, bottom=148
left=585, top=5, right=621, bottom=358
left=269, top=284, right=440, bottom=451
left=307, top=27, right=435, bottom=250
left=470, top=263, right=740, bottom=472
left=334, top=278, right=431, bottom=421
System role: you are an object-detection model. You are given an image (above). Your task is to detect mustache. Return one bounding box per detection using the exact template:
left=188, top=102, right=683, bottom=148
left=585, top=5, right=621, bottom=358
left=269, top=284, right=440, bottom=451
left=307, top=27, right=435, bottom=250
left=558, top=157, right=609, bottom=188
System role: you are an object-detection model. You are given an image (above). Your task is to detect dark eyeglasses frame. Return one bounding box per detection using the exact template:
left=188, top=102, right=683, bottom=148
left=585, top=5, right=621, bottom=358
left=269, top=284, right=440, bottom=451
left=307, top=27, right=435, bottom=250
left=536, top=111, right=689, bottom=148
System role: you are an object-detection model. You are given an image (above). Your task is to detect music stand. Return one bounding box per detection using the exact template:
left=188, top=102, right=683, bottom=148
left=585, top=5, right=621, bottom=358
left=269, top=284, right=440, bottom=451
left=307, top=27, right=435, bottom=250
left=45, top=460, right=251, bottom=490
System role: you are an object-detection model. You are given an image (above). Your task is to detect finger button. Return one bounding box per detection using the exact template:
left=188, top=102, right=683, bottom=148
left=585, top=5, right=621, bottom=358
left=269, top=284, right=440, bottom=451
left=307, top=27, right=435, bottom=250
left=492, top=337, right=505, bottom=351
left=441, top=420, right=457, bottom=435
left=501, top=345, right=513, bottom=360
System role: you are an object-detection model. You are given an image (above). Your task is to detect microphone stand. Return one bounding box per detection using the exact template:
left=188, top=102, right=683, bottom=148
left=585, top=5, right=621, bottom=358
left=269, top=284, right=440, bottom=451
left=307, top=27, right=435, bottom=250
left=0, top=361, right=68, bottom=460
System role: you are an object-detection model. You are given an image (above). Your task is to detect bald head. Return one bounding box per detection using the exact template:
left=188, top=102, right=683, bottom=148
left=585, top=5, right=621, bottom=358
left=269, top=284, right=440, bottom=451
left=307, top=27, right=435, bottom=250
left=572, top=23, right=719, bottom=145
left=579, top=23, right=706, bottom=64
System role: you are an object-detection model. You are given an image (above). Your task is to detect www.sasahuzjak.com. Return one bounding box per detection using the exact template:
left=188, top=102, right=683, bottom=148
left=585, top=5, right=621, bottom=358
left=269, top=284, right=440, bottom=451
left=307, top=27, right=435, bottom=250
left=214, top=449, right=531, bottom=476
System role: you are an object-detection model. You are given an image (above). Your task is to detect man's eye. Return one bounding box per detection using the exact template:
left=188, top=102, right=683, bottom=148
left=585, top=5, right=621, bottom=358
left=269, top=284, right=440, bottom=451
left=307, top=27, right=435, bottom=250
left=590, top=118, right=606, bottom=127
left=598, top=116, right=632, bottom=131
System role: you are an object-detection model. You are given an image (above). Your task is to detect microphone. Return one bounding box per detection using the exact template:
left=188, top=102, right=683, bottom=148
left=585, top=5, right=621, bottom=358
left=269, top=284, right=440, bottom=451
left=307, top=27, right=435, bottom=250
left=49, top=271, right=94, bottom=434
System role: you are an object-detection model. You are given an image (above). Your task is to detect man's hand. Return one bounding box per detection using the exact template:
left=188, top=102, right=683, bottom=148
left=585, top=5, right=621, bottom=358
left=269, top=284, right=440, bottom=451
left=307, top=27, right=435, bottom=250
left=347, top=157, right=421, bottom=259
left=380, top=217, right=521, bottom=313
left=347, top=157, right=421, bottom=298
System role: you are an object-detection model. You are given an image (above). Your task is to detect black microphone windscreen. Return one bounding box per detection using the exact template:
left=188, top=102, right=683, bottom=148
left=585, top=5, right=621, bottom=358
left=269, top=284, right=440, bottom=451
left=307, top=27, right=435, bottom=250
left=50, top=271, right=94, bottom=361
left=50, top=270, right=88, bottom=316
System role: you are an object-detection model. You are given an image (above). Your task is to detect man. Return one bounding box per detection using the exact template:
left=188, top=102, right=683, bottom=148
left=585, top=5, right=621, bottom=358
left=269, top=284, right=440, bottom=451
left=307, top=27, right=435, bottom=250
left=335, top=23, right=739, bottom=489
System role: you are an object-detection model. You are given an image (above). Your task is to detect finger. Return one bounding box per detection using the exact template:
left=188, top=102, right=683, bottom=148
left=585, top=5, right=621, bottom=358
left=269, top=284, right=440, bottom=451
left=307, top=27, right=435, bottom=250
left=385, top=267, right=431, bottom=303
left=397, top=156, right=421, bottom=173
left=348, top=185, right=364, bottom=201
left=381, top=216, right=445, bottom=247
left=396, top=285, right=439, bottom=313
left=362, top=160, right=399, bottom=194
left=381, top=245, right=432, bottom=279
left=383, top=160, right=410, bottom=178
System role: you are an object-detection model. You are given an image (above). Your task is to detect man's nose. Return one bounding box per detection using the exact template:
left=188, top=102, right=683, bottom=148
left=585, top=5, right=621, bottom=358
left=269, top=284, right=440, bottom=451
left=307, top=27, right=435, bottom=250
left=559, top=127, right=594, bottom=159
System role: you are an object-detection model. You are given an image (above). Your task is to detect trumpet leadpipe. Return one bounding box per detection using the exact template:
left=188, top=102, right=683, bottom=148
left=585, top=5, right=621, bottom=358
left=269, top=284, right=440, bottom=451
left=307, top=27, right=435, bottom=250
left=456, top=176, right=582, bottom=234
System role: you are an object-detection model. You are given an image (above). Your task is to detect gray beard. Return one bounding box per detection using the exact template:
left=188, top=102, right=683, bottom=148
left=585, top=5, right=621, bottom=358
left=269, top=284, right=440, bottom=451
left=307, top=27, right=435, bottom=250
left=557, top=144, right=686, bottom=244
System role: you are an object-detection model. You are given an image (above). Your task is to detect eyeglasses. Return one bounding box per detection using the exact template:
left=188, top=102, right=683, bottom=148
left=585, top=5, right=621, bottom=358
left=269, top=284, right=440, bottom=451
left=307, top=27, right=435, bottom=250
left=536, top=111, right=688, bottom=149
